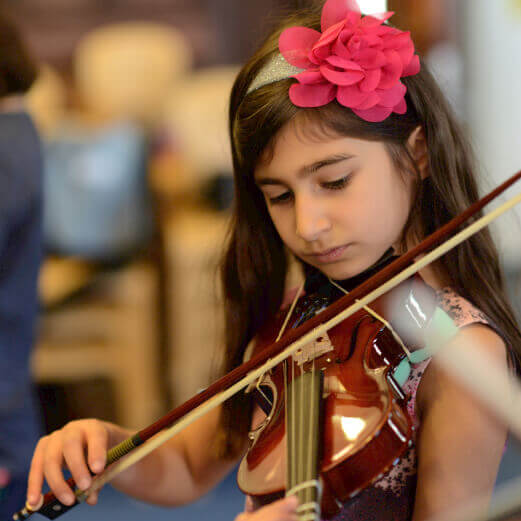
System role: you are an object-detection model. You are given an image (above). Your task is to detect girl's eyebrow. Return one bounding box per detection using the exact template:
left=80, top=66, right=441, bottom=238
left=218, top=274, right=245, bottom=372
left=304, top=153, right=355, bottom=174
left=256, top=153, right=355, bottom=186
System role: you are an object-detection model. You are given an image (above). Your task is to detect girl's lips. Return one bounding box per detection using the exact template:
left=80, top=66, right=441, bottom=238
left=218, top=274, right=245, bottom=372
left=309, top=245, right=348, bottom=263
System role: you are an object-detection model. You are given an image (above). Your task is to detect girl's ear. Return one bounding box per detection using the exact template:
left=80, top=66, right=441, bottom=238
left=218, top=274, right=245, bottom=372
left=407, top=126, right=429, bottom=179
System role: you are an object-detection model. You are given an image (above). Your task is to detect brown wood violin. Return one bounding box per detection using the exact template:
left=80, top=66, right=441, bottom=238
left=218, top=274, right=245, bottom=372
left=238, top=273, right=437, bottom=518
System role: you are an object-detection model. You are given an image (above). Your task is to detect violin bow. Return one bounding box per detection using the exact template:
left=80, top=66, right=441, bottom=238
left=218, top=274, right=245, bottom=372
left=14, top=170, right=521, bottom=521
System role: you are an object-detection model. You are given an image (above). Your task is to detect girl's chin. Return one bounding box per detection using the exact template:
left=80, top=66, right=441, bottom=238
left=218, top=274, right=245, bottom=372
left=315, top=263, right=364, bottom=281
left=314, top=258, right=379, bottom=282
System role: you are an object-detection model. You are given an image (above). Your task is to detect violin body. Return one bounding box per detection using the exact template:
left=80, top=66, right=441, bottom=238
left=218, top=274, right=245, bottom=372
left=237, top=275, right=437, bottom=518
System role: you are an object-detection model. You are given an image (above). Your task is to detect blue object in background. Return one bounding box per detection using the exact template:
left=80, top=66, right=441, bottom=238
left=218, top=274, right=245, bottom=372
left=43, top=121, right=153, bottom=261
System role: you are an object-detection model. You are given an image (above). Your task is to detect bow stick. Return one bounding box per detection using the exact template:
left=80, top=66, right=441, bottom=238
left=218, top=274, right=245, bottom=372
left=14, top=170, right=521, bottom=520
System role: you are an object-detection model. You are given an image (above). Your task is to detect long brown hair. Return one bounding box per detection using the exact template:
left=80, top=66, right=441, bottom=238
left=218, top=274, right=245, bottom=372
left=0, top=10, right=38, bottom=97
left=217, top=7, right=521, bottom=458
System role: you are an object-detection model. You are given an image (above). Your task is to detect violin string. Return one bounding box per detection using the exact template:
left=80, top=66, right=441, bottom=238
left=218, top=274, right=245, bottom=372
left=308, top=358, right=316, bottom=512
left=275, top=280, right=306, bottom=502
left=283, top=359, right=290, bottom=493
left=292, top=353, right=297, bottom=495
left=327, top=277, right=412, bottom=360
left=299, top=359, right=304, bottom=504
left=276, top=280, right=306, bottom=342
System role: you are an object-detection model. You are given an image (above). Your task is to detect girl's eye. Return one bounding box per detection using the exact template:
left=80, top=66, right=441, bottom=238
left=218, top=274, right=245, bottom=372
left=268, top=191, right=293, bottom=205
left=322, top=175, right=351, bottom=190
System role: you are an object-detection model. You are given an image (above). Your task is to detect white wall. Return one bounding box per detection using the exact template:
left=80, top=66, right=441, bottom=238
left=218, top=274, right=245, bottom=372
left=358, top=0, right=387, bottom=15
left=462, top=0, right=521, bottom=266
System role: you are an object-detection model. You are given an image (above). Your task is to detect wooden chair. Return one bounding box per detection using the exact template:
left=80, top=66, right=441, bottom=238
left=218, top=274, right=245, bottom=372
left=33, top=258, right=163, bottom=430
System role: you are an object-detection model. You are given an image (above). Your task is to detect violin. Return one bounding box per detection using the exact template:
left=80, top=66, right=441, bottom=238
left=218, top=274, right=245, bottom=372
left=238, top=274, right=437, bottom=519
left=12, top=170, right=521, bottom=521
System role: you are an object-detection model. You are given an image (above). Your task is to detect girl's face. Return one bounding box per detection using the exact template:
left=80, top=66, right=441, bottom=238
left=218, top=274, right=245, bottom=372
left=254, top=117, right=416, bottom=281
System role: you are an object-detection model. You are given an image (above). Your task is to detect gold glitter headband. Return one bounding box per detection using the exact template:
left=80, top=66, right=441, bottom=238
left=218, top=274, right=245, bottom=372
left=246, top=53, right=304, bottom=95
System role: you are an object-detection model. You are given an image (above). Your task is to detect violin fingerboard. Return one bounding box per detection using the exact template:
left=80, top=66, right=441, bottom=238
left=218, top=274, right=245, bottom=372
left=286, top=368, right=324, bottom=520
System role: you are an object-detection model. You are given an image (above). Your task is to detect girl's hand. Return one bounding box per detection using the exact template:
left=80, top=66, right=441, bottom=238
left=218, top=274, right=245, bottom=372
left=235, top=496, right=299, bottom=521
left=26, top=419, right=123, bottom=510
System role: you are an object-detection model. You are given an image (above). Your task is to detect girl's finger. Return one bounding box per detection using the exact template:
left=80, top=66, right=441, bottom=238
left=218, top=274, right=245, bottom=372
left=85, top=422, right=108, bottom=475
left=85, top=488, right=100, bottom=506
left=269, top=496, right=299, bottom=520
left=42, top=433, right=75, bottom=506
left=278, top=495, right=298, bottom=511
left=26, top=436, right=48, bottom=508
left=61, top=426, right=93, bottom=492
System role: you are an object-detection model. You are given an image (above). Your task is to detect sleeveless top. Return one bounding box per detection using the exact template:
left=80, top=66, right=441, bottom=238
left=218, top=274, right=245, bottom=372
left=244, top=286, right=494, bottom=521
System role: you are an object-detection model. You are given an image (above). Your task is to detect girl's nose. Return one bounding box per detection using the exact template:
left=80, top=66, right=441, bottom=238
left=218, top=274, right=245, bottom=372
left=294, top=195, right=331, bottom=242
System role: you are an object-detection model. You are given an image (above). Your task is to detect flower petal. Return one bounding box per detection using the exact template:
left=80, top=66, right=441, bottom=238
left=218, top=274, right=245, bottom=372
left=396, top=44, right=415, bottom=68
left=316, top=20, right=345, bottom=50
left=321, top=64, right=365, bottom=86
left=378, top=50, right=403, bottom=89
left=384, top=31, right=414, bottom=50
left=383, top=31, right=415, bottom=66
left=332, top=39, right=353, bottom=60
left=360, top=11, right=393, bottom=28
left=321, top=0, right=360, bottom=32
left=294, top=69, right=324, bottom=85
left=393, top=97, right=408, bottom=114
left=312, top=44, right=335, bottom=63
left=336, top=84, right=370, bottom=108
left=360, top=33, right=383, bottom=47
left=347, top=35, right=364, bottom=54
left=353, top=105, right=393, bottom=122
left=289, top=82, right=337, bottom=107
left=280, top=27, right=321, bottom=68
left=354, top=91, right=380, bottom=109
left=376, top=81, right=406, bottom=107
left=325, top=55, right=363, bottom=71
left=357, top=49, right=386, bottom=69
left=402, top=54, right=420, bottom=76
left=377, top=26, right=400, bottom=37
left=360, top=68, right=382, bottom=92
left=338, top=28, right=355, bottom=43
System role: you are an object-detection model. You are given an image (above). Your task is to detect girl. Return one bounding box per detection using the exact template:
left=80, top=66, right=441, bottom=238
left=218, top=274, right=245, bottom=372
left=25, top=1, right=521, bottom=520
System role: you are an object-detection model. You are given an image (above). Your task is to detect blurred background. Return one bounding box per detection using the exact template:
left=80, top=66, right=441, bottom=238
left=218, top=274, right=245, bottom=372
left=1, top=0, right=521, bottom=519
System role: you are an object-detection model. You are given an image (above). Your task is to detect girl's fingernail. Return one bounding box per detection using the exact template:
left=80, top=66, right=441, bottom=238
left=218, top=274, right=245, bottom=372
left=27, top=494, right=39, bottom=507
left=61, top=493, right=75, bottom=506
left=79, top=477, right=90, bottom=489
left=92, top=460, right=104, bottom=473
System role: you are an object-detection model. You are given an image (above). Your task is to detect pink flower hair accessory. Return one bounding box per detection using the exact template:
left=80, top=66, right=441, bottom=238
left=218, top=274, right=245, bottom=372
left=278, top=0, right=420, bottom=122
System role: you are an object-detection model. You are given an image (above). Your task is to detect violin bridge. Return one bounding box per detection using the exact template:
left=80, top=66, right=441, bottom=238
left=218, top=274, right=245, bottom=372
left=292, top=332, right=334, bottom=366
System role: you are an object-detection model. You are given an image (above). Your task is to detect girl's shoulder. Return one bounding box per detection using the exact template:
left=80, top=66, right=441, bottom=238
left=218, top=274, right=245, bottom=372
left=433, top=286, right=510, bottom=366
left=416, top=286, right=509, bottom=414
left=435, top=287, right=491, bottom=329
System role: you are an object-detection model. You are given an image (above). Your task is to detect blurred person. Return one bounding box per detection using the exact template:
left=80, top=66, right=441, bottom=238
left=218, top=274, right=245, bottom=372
left=0, top=10, right=44, bottom=517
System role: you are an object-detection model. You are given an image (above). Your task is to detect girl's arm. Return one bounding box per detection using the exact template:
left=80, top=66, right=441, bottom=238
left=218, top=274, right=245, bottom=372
left=412, top=324, right=509, bottom=521
left=27, top=405, right=242, bottom=508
